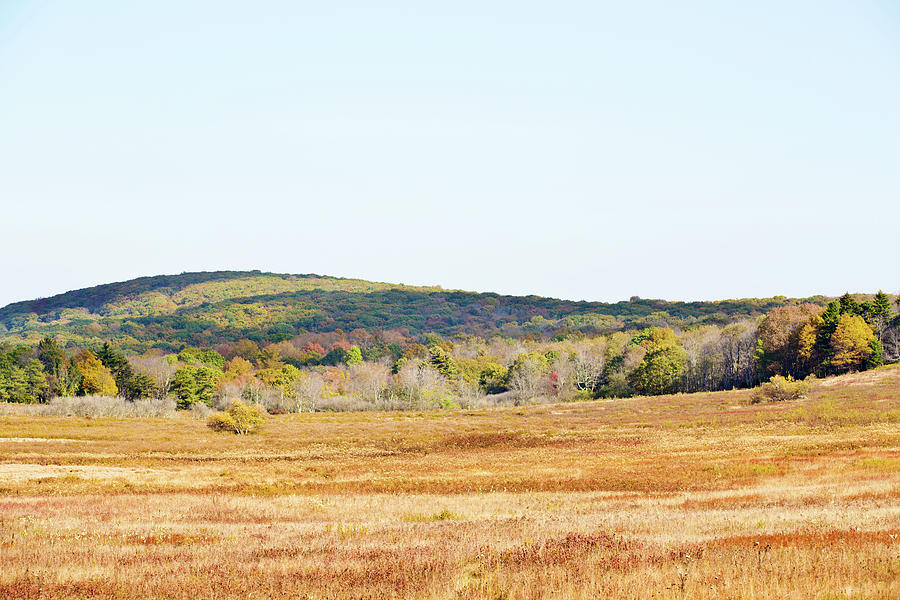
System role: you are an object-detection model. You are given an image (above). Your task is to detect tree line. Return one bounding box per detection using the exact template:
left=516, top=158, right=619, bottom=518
left=2, top=292, right=898, bottom=410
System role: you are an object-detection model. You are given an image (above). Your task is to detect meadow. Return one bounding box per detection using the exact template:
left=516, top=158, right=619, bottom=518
left=1, top=367, right=899, bottom=599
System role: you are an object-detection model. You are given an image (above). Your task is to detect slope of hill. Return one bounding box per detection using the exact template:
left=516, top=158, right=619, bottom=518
left=0, top=271, right=827, bottom=351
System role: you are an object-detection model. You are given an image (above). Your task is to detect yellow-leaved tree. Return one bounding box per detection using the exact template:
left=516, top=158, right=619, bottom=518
left=72, top=350, right=118, bottom=396
left=795, top=315, right=822, bottom=373
left=830, top=314, right=875, bottom=372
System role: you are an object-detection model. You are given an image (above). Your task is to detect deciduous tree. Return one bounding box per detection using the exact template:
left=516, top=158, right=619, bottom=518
left=628, top=327, right=686, bottom=396
left=72, top=350, right=118, bottom=396
left=830, top=314, right=877, bottom=372
left=507, top=352, right=551, bottom=401
left=756, top=304, right=821, bottom=377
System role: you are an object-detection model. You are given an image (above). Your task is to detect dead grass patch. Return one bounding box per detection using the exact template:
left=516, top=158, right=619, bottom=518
left=1, top=367, right=899, bottom=598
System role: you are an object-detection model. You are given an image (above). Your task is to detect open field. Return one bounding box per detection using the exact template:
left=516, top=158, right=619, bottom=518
left=1, top=367, right=899, bottom=599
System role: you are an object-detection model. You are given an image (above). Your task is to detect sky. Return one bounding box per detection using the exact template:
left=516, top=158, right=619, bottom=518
left=1, top=1, right=899, bottom=307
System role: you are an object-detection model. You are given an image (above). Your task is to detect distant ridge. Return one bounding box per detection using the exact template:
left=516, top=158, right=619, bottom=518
left=0, top=270, right=829, bottom=351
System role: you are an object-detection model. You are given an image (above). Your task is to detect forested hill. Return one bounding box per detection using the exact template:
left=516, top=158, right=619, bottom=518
left=0, top=271, right=827, bottom=351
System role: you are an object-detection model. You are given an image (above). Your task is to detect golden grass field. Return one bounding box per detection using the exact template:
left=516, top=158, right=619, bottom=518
left=2, top=367, right=899, bottom=599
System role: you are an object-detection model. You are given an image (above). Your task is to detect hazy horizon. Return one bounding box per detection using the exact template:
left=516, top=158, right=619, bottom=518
left=2, top=1, right=899, bottom=307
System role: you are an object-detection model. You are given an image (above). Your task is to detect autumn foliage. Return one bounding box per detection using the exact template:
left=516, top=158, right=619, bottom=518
left=206, top=400, right=264, bottom=434
left=2, top=365, right=900, bottom=598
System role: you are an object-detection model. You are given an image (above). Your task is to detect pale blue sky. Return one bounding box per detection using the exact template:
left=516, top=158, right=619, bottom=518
left=1, top=1, right=899, bottom=307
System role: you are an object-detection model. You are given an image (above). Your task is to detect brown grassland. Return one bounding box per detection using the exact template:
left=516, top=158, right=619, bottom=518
left=1, top=366, right=899, bottom=599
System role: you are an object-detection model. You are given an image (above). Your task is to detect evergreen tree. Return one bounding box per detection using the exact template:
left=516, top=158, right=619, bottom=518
left=36, top=337, right=73, bottom=397
left=867, top=339, right=884, bottom=370
left=346, top=345, right=364, bottom=366
left=815, top=300, right=841, bottom=362
left=95, top=342, right=156, bottom=400
left=428, top=346, right=458, bottom=379
left=838, top=293, right=861, bottom=317
left=873, top=291, right=893, bottom=318
left=36, top=338, right=65, bottom=378
left=171, top=365, right=199, bottom=408
left=0, top=347, right=49, bottom=403
left=867, top=291, right=894, bottom=342
left=172, top=365, right=221, bottom=408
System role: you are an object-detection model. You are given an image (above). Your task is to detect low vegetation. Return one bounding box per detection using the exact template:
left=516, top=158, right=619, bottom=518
left=0, top=365, right=898, bottom=598
left=0, top=396, right=176, bottom=418
left=750, top=375, right=811, bottom=403
left=206, top=400, right=265, bottom=434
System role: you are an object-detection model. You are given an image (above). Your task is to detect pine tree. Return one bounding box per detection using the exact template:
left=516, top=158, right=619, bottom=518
left=428, top=346, right=458, bottom=379
left=346, top=346, right=364, bottom=366
left=868, top=291, right=894, bottom=342
left=873, top=291, right=893, bottom=317
left=838, top=293, right=861, bottom=317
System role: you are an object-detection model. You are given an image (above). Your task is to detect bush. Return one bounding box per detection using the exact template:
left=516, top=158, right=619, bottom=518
left=751, top=375, right=811, bottom=404
left=190, top=402, right=214, bottom=420
left=0, top=396, right=177, bottom=418
left=206, top=412, right=237, bottom=432
left=206, top=400, right=264, bottom=434
left=315, top=395, right=374, bottom=412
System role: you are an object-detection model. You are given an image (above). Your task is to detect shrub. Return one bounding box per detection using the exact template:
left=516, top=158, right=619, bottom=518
left=206, top=400, right=264, bottom=434
left=314, top=395, right=372, bottom=412
left=403, top=509, right=463, bottom=522
left=0, top=396, right=177, bottom=418
left=751, top=375, right=811, bottom=404
left=207, top=412, right=237, bottom=432
left=190, top=402, right=214, bottom=420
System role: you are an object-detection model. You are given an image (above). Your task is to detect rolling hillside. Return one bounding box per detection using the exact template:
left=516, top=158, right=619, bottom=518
left=0, top=271, right=826, bottom=351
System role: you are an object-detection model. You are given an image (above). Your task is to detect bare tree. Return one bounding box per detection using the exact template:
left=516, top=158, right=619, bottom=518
left=293, top=371, right=326, bottom=412
left=129, top=355, right=177, bottom=399
left=681, top=326, right=722, bottom=393
left=347, top=362, right=392, bottom=407
left=507, top=353, right=550, bottom=403
left=883, top=321, right=900, bottom=363
left=395, top=360, right=449, bottom=410
left=568, top=340, right=606, bottom=395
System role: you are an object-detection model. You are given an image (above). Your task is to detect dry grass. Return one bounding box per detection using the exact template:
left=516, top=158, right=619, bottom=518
left=1, top=365, right=899, bottom=598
